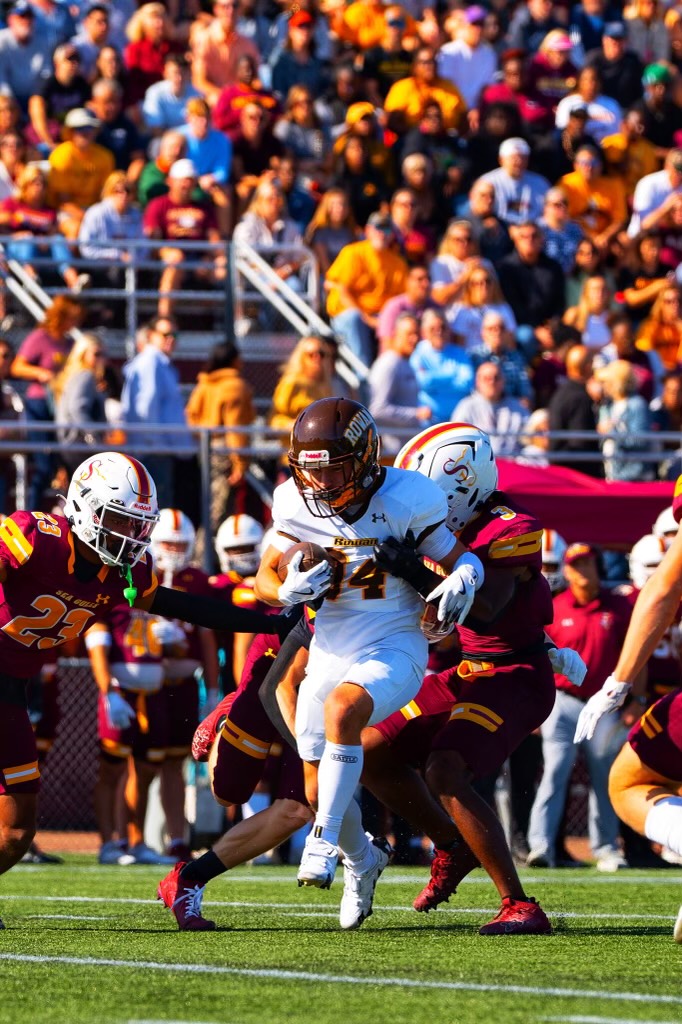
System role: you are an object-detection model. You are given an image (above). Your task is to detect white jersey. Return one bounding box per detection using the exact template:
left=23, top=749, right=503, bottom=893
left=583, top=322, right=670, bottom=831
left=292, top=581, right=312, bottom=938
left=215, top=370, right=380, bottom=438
left=271, top=466, right=454, bottom=657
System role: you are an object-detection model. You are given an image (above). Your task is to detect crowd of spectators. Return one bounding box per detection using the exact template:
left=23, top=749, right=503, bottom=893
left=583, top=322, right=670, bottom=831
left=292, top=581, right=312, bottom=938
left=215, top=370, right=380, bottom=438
left=5, top=0, right=682, bottom=500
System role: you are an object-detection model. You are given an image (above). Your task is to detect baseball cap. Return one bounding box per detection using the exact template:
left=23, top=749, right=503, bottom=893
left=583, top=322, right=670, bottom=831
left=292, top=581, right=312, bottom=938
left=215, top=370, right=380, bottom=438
left=289, top=10, right=313, bottom=27
left=499, top=136, right=530, bottom=158
left=464, top=5, right=487, bottom=24
left=643, top=62, right=672, bottom=86
left=345, top=102, right=376, bottom=126
left=367, top=212, right=394, bottom=233
left=564, top=542, right=597, bottom=566
left=65, top=107, right=101, bottom=130
left=168, top=158, right=197, bottom=179
left=10, top=1, right=34, bottom=16
left=603, top=21, right=626, bottom=39
left=543, top=29, right=572, bottom=51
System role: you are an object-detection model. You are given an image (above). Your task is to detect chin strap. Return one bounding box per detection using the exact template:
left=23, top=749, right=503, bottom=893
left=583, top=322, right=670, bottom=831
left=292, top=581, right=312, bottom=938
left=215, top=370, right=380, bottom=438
left=121, top=564, right=137, bottom=607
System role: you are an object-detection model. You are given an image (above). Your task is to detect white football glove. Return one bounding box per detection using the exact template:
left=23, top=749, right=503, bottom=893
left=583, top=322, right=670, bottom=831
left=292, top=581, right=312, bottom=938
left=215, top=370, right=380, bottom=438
left=548, top=646, right=588, bottom=688
left=573, top=674, right=631, bottom=743
left=104, top=688, right=136, bottom=730
left=425, top=552, right=484, bottom=626
left=150, top=618, right=187, bottom=646
left=277, top=550, right=332, bottom=606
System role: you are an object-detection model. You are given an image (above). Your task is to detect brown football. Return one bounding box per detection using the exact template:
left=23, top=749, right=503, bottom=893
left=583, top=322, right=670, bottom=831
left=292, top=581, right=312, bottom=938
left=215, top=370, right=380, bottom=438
left=277, top=541, right=338, bottom=583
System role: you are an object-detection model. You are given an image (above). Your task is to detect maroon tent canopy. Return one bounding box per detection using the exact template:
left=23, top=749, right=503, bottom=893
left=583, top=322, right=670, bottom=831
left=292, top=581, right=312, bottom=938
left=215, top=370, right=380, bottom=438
left=497, top=460, right=675, bottom=547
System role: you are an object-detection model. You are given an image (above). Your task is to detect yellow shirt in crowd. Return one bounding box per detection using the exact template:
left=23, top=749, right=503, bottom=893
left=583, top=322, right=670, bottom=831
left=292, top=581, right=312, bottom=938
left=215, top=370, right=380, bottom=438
left=600, top=132, right=659, bottom=199
left=48, top=141, right=115, bottom=210
left=326, top=239, right=408, bottom=318
left=383, top=76, right=467, bottom=131
left=559, top=170, right=628, bottom=239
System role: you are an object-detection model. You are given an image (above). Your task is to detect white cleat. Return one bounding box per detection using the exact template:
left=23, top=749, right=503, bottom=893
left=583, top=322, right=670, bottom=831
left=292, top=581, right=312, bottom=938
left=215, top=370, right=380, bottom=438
left=674, top=904, right=682, bottom=944
left=128, top=842, right=176, bottom=866
left=297, top=835, right=338, bottom=889
left=339, top=835, right=393, bottom=931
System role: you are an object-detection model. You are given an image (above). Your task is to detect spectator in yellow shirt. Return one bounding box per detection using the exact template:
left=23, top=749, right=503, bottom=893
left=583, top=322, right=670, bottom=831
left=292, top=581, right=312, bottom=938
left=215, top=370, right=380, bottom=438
left=559, top=144, right=627, bottom=253
left=326, top=212, right=408, bottom=366
left=601, top=109, right=660, bottom=200
left=336, top=0, right=416, bottom=51
left=384, top=46, right=467, bottom=133
left=47, top=107, right=115, bottom=239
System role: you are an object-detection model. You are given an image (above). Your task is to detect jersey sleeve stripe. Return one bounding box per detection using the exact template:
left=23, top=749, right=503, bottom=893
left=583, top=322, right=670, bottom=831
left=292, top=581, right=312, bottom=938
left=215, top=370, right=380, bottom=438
left=0, top=519, right=33, bottom=564
left=414, top=518, right=446, bottom=549
left=3, top=760, right=40, bottom=782
left=488, top=530, right=543, bottom=560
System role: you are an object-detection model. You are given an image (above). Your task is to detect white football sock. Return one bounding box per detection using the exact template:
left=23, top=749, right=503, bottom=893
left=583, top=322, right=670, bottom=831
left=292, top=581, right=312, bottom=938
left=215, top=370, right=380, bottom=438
left=644, top=797, right=682, bottom=856
left=314, top=742, right=363, bottom=847
left=338, top=797, right=371, bottom=871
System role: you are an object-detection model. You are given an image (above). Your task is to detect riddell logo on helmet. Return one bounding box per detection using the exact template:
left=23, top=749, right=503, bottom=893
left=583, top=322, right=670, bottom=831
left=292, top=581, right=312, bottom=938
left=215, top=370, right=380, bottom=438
left=344, top=408, right=373, bottom=444
left=133, top=501, right=153, bottom=512
left=299, top=449, right=329, bottom=465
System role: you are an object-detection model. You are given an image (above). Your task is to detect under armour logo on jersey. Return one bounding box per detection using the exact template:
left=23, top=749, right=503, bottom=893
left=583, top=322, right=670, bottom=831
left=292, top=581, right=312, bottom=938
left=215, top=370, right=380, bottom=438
left=96, top=593, right=110, bottom=604
left=372, top=512, right=387, bottom=523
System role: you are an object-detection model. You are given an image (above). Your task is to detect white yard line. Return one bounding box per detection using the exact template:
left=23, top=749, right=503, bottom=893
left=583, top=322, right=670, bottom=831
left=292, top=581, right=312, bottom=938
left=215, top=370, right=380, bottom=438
left=25, top=914, right=107, bottom=921
left=0, top=953, right=681, bottom=1006
left=543, top=1017, right=682, bottom=1024
left=13, top=866, right=682, bottom=886
left=1, top=893, right=678, bottom=922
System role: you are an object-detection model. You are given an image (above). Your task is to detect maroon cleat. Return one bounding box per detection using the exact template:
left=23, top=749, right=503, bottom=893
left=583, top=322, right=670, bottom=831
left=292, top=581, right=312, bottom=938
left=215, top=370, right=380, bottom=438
left=478, top=896, right=552, bottom=935
left=191, top=695, right=233, bottom=762
left=157, top=862, right=216, bottom=931
left=413, top=847, right=467, bottom=912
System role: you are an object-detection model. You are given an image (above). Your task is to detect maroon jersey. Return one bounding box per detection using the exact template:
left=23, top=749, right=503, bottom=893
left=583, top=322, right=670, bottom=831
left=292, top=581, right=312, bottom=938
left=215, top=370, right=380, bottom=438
left=210, top=570, right=268, bottom=689
left=143, top=194, right=217, bottom=241
left=0, top=511, right=157, bottom=678
left=456, top=492, right=552, bottom=657
left=547, top=586, right=632, bottom=700
left=107, top=605, right=162, bottom=667
left=628, top=691, right=682, bottom=781
left=166, top=566, right=213, bottom=664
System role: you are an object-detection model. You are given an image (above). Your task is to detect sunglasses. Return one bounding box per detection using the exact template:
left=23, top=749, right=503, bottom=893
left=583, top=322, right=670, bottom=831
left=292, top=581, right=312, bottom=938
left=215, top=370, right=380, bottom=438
left=546, top=199, right=568, bottom=206
left=156, top=328, right=177, bottom=338
left=304, top=349, right=328, bottom=358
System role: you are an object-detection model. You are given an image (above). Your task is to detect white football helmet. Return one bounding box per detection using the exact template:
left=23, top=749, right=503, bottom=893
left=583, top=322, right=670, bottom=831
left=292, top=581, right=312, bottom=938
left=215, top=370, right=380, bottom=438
left=215, top=514, right=264, bottom=577
left=542, top=528, right=568, bottom=595
left=629, top=533, right=666, bottom=590
left=652, top=505, right=678, bottom=548
left=150, top=508, right=196, bottom=574
left=394, top=422, right=498, bottom=531
left=63, top=452, right=159, bottom=567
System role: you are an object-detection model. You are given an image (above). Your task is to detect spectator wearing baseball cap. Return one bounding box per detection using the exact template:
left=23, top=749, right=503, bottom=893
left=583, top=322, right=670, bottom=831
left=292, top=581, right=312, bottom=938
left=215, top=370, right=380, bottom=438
left=0, top=0, right=50, bottom=111
left=625, top=0, right=670, bottom=67
left=631, top=62, right=682, bottom=150
left=583, top=22, right=644, bottom=110
left=362, top=5, right=413, bottom=106
left=143, top=157, right=224, bottom=320
left=384, top=46, right=468, bottom=134
left=555, top=66, right=622, bottom=144
left=436, top=6, right=498, bottom=115
left=477, top=136, right=551, bottom=225
left=325, top=212, right=408, bottom=366
left=528, top=30, right=578, bottom=110
left=270, top=8, right=329, bottom=102
left=47, top=107, right=115, bottom=238
left=331, top=102, right=396, bottom=191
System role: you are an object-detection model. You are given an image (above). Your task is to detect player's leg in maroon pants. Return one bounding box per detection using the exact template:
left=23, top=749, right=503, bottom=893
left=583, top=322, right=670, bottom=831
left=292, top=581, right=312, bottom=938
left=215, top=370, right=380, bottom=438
left=0, top=793, right=36, bottom=874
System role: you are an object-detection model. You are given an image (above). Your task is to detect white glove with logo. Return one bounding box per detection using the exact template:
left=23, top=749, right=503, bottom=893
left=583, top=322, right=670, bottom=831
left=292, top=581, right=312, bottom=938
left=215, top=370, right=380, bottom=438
left=573, top=674, right=631, bottom=743
left=277, top=550, right=332, bottom=606
left=150, top=618, right=187, bottom=646
left=104, top=688, right=136, bottom=729
left=548, top=646, right=588, bottom=688
left=425, top=552, right=484, bottom=626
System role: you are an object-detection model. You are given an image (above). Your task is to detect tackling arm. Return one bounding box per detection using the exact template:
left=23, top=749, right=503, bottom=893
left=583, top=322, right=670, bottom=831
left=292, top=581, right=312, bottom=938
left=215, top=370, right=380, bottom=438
left=141, top=584, right=291, bottom=637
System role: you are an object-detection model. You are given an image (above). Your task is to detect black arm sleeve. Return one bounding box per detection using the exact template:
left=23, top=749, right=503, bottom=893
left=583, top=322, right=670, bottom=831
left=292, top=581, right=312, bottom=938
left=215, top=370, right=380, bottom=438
left=150, top=585, right=297, bottom=638
left=258, top=614, right=312, bottom=752
left=373, top=537, right=442, bottom=598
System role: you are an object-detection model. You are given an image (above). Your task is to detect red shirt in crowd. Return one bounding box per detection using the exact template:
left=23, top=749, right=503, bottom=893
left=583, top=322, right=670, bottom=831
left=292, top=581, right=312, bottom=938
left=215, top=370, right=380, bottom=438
left=143, top=194, right=218, bottom=241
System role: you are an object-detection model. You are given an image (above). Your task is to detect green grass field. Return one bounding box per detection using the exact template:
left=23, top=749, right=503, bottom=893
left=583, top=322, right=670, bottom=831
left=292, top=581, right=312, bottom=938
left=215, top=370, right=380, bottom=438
left=1, top=858, right=681, bottom=1024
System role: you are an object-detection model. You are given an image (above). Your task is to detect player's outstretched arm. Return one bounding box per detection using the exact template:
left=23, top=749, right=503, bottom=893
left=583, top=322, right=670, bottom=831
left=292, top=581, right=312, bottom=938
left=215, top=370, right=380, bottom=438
left=141, top=584, right=292, bottom=638
left=574, top=526, right=682, bottom=743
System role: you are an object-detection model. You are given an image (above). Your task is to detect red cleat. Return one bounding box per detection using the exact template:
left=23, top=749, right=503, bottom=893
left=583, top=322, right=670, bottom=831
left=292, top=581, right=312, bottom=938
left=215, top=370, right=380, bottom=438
left=413, top=847, right=467, bottom=912
left=157, top=862, right=216, bottom=931
left=478, top=896, right=552, bottom=935
left=191, top=695, right=233, bottom=762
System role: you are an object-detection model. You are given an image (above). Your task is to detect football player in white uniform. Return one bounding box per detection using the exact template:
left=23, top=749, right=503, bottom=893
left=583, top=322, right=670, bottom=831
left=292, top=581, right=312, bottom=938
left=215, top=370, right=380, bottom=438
left=254, top=398, right=484, bottom=916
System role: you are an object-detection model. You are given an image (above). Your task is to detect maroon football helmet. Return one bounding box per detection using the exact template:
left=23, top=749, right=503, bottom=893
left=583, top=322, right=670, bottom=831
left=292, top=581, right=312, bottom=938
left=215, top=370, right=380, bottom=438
left=288, top=398, right=381, bottom=517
